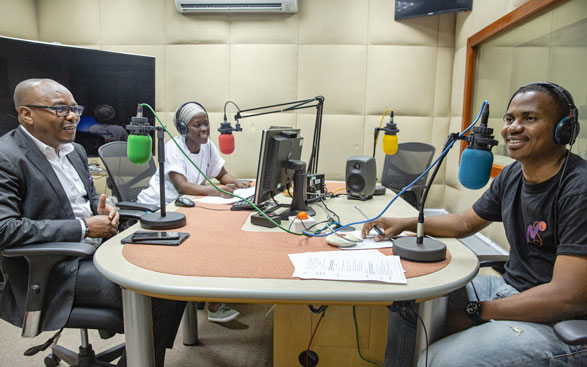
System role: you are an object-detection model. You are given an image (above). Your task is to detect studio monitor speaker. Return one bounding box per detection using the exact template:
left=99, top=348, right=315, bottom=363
left=345, top=156, right=376, bottom=200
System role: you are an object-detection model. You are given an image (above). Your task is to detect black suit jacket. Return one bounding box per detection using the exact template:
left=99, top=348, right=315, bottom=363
left=0, top=127, right=100, bottom=330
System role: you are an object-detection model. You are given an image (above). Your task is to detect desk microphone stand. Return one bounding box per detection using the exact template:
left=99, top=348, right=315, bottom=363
left=391, top=133, right=459, bottom=262
left=127, top=113, right=186, bottom=230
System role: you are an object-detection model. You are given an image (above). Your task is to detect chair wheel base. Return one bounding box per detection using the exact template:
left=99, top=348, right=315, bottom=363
left=44, top=353, right=61, bottom=367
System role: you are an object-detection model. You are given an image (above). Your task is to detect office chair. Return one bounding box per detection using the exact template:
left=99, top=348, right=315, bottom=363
left=98, top=141, right=159, bottom=224
left=477, top=255, right=587, bottom=346
left=1, top=242, right=125, bottom=367
left=99, top=141, right=201, bottom=346
left=380, top=142, right=436, bottom=209
left=75, top=131, right=107, bottom=158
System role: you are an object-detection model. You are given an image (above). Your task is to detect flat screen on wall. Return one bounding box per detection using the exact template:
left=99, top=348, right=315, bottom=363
left=395, top=0, right=473, bottom=21
left=0, top=36, right=156, bottom=157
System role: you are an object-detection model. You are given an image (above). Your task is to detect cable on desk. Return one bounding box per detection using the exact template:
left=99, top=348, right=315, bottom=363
left=353, top=306, right=383, bottom=367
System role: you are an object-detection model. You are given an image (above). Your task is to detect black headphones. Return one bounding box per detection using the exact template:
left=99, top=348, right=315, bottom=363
left=174, top=101, right=208, bottom=136
left=508, top=82, right=580, bottom=146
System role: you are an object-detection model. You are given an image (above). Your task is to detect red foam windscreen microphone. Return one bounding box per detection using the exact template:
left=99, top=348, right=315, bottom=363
left=218, top=133, right=235, bottom=154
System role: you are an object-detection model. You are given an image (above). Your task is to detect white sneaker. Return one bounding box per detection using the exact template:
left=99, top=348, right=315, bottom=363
left=208, top=304, right=239, bottom=323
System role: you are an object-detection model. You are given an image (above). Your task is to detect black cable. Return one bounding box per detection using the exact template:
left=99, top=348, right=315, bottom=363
left=416, top=312, right=429, bottom=367
left=552, top=149, right=571, bottom=247
left=318, top=196, right=340, bottom=224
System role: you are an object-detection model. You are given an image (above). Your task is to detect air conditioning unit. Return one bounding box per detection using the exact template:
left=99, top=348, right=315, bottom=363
left=175, top=0, right=298, bottom=13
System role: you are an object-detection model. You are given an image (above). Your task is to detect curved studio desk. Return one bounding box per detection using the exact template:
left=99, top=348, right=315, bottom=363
left=94, top=188, right=480, bottom=367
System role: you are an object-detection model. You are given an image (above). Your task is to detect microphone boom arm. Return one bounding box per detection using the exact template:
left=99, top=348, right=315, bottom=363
left=232, top=96, right=325, bottom=174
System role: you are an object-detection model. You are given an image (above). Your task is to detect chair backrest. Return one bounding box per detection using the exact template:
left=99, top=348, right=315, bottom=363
left=381, top=142, right=436, bottom=192
left=98, top=141, right=156, bottom=202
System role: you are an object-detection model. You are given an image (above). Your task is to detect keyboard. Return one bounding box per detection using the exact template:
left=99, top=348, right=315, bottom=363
left=230, top=195, right=256, bottom=211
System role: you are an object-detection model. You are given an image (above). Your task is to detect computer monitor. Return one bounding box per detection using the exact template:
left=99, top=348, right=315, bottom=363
left=254, top=127, right=315, bottom=218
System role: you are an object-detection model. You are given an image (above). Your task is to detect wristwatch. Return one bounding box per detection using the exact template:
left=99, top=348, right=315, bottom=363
left=465, top=301, right=485, bottom=325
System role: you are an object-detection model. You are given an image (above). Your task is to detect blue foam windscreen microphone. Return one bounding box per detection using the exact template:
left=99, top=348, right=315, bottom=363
left=458, top=102, right=499, bottom=189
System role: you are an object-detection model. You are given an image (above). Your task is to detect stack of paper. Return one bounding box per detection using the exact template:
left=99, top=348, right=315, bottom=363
left=288, top=250, right=407, bottom=284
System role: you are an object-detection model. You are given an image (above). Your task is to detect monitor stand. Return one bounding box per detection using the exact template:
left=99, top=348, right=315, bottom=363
left=278, top=161, right=315, bottom=219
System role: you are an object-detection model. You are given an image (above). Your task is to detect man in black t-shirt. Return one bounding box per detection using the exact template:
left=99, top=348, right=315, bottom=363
left=363, top=82, right=587, bottom=367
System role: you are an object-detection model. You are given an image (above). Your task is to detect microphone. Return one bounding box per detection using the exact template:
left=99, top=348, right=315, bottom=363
left=458, top=102, right=498, bottom=189
left=218, top=120, right=236, bottom=155
left=126, top=104, right=152, bottom=165
left=374, top=111, right=399, bottom=156
left=217, top=103, right=242, bottom=155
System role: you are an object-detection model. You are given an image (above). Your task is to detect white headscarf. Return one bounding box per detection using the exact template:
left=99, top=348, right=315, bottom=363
left=175, top=102, right=206, bottom=126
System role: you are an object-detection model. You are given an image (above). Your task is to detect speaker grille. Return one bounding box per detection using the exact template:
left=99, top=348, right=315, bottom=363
left=347, top=174, right=365, bottom=192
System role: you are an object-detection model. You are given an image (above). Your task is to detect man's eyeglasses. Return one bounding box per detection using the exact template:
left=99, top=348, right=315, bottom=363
left=24, top=105, right=84, bottom=117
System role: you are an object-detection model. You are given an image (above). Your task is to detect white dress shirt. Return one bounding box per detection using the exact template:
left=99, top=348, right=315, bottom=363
left=20, top=126, right=99, bottom=245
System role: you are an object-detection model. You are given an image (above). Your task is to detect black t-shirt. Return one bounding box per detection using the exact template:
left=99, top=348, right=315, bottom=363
left=473, top=153, right=587, bottom=292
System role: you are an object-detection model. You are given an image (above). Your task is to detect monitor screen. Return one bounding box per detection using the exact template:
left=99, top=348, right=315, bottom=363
left=0, top=36, right=156, bottom=157
left=395, top=0, right=472, bottom=20
left=254, top=127, right=304, bottom=206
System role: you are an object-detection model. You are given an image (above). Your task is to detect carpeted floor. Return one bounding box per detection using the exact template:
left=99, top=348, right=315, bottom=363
left=0, top=303, right=273, bottom=367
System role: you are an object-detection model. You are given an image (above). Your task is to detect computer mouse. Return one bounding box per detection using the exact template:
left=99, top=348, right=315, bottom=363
left=174, top=196, right=195, bottom=208
left=326, top=232, right=362, bottom=248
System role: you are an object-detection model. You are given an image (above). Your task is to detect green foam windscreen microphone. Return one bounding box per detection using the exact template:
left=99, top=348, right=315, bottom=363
left=127, top=134, right=152, bottom=165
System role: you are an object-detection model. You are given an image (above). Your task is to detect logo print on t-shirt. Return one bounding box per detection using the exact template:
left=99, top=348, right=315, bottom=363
left=526, top=221, right=547, bottom=247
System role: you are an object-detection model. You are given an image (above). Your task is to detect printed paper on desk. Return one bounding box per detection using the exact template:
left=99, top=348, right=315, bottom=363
left=194, top=186, right=256, bottom=204
left=288, top=250, right=407, bottom=284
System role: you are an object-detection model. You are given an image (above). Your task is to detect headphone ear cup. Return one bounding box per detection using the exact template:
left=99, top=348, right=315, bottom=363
left=176, top=121, right=188, bottom=136
left=554, top=116, right=574, bottom=145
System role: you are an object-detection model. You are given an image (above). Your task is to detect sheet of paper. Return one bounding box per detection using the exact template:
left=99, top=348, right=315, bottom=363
left=338, top=230, right=394, bottom=250
left=194, top=186, right=256, bottom=204
left=288, top=250, right=407, bottom=284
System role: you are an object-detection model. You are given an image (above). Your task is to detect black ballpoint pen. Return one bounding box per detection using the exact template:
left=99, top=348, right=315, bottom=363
left=355, top=206, right=384, bottom=235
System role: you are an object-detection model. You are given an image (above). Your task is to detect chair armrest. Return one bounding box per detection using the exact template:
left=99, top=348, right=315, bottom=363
left=116, top=201, right=159, bottom=213
left=478, top=254, right=509, bottom=267
left=554, top=320, right=587, bottom=345
left=1, top=242, right=95, bottom=337
left=119, top=209, right=148, bottom=221
left=2, top=242, right=96, bottom=258
left=477, top=254, right=509, bottom=274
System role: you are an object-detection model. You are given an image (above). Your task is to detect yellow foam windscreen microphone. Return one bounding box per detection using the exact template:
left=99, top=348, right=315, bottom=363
left=382, top=133, right=398, bottom=155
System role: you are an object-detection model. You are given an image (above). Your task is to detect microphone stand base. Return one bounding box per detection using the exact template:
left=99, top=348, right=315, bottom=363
left=393, top=236, right=447, bottom=262
left=140, top=212, right=186, bottom=230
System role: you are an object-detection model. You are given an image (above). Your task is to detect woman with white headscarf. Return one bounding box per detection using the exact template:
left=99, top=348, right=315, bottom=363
left=138, top=102, right=247, bottom=323
left=137, top=102, right=248, bottom=205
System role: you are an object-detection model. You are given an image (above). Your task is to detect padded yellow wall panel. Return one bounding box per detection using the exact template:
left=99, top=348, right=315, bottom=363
left=365, top=45, right=437, bottom=116
left=298, top=0, right=368, bottom=45
left=230, top=44, right=298, bottom=108
left=100, top=0, right=164, bottom=45
left=38, top=0, right=99, bottom=44
left=230, top=13, right=299, bottom=44
left=368, top=0, right=446, bottom=46
left=298, top=45, right=367, bottom=115
left=164, top=44, right=230, bottom=113
left=164, top=2, right=230, bottom=45
left=0, top=0, right=37, bottom=39
left=450, top=46, right=467, bottom=117
left=433, top=47, right=455, bottom=117
left=298, top=114, right=365, bottom=181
